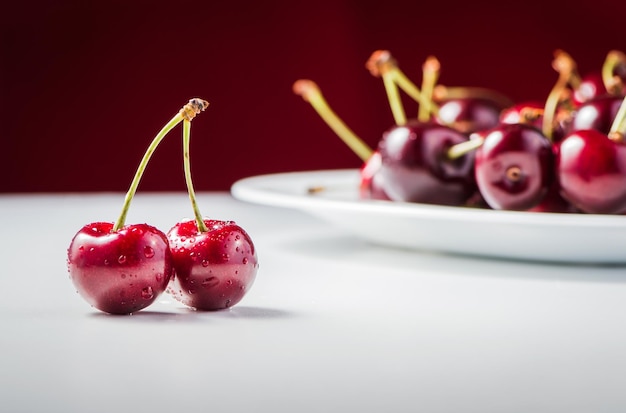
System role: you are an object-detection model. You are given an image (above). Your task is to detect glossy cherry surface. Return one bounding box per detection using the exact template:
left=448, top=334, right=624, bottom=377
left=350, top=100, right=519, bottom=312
left=572, top=72, right=605, bottom=106
left=571, top=95, right=624, bottom=135
left=475, top=123, right=554, bottom=210
left=167, top=219, right=258, bottom=311
left=557, top=129, right=626, bottom=214
left=435, top=97, right=504, bottom=134
left=377, top=120, right=476, bottom=205
left=67, top=222, right=172, bottom=314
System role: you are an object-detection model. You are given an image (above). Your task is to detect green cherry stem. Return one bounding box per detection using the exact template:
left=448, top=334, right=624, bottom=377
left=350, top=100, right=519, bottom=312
left=293, top=79, right=373, bottom=161
left=112, top=98, right=209, bottom=232
left=608, top=96, right=626, bottom=142
left=418, top=56, right=440, bottom=122
left=542, top=50, right=576, bottom=142
left=602, top=50, right=626, bottom=95
left=182, top=118, right=208, bottom=233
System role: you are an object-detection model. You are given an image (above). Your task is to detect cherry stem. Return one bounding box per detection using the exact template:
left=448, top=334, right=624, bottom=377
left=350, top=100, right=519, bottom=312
left=542, top=50, right=576, bottom=141
left=182, top=119, right=208, bottom=232
left=608, top=96, right=626, bottom=142
left=419, top=56, right=440, bottom=122
left=366, top=50, right=440, bottom=123
left=293, top=80, right=373, bottom=162
left=433, top=85, right=514, bottom=109
left=446, top=136, right=485, bottom=160
left=602, top=50, right=626, bottom=95
left=112, top=98, right=209, bottom=232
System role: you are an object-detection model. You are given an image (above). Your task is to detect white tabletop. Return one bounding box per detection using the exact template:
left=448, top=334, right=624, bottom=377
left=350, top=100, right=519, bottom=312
left=1, top=192, right=626, bottom=413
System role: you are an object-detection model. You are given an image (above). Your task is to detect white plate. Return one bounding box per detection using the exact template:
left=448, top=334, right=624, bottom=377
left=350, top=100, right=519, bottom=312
left=231, top=169, right=626, bottom=264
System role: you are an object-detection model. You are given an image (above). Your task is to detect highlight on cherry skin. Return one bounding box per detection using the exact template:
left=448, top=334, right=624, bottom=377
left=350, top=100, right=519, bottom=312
left=67, top=222, right=173, bottom=315
left=166, top=219, right=258, bottom=311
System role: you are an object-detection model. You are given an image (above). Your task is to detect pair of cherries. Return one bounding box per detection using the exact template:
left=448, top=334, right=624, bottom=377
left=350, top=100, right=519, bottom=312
left=296, top=49, right=626, bottom=215
left=67, top=99, right=258, bottom=315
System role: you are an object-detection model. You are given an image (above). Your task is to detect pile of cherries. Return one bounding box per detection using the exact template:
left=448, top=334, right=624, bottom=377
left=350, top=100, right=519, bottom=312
left=295, top=49, right=626, bottom=214
left=67, top=99, right=259, bottom=315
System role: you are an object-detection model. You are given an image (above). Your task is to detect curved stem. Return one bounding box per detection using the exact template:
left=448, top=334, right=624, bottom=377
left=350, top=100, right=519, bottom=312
left=602, top=50, right=626, bottom=95
left=113, top=113, right=184, bottom=231
left=183, top=119, right=208, bottom=233
left=608, top=96, right=626, bottom=142
left=293, top=80, right=373, bottom=162
left=542, top=50, right=576, bottom=141
left=419, top=56, right=440, bottom=122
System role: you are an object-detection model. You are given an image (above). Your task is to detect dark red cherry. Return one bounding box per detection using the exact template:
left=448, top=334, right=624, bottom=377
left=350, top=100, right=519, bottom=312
left=572, top=72, right=605, bottom=106
left=500, top=101, right=544, bottom=130
left=475, top=123, right=554, bottom=210
left=377, top=120, right=476, bottom=205
left=435, top=97, right=505, bottom=135
left=557, top=129, right=626, bottom=214
left=68, top=222, right=173, bottom=314
left=571, top=95, right=624, bottom=135
left=358, top=150, right=390, bottom=200
left=167, top=219, right=258, bottom=311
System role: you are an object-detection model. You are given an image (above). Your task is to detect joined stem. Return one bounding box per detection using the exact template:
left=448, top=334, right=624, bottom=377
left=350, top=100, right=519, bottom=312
left=366, top=50, right=440, bottom=123
left=112, top=98, right=209, bottom=232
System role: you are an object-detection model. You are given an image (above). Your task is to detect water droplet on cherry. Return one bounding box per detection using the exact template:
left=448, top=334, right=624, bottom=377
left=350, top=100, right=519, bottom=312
left=141, top=286, right=154, bottom=300
left=118, top=255, right=127, bottom=264
left=242, top=257, right=248, bottom=264
left=201, top=259, right=209, bottom=267
left=143, top=246, right=154, bottom=258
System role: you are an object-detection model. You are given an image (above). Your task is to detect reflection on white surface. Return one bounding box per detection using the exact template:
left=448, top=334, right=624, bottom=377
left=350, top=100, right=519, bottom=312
left=1, top=193, right=626, bottom=413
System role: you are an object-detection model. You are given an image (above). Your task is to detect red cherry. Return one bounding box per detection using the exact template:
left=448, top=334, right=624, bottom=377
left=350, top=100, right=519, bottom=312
left=68, top=223, right=172, bottom=314
left=167, top=219, right=258, bottom=310
left=572, top=72, right=605, bottom=106
left=475, top=123, right=554, bottom=211
left=169, top=112, right=258, bottom=310
left=557, top=129, right=626, bottom=214
left=434, top=97, right=504, bottom=135
left=571, top=95, right=624, bottom=135
left=377, top=121, right=476, bottom=205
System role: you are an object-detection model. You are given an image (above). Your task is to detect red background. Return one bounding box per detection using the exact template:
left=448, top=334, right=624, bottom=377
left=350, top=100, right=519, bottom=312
left=2, top=0, right=624, bottom=193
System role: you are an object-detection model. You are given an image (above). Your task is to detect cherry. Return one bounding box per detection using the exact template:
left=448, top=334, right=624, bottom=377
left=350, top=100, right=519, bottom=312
left=474, top=123, right=555, bottom=211
left=500, top=101, right=544, bottom=129
left=557, top=97, right=626, bottom=214
left=572, top=50, right=626, bottom=106
left=571, top=95, right=624, bottom=135
left=67, top=99, right=209, bottom=314
left=167, top=109, right=258, bottom=310
left=377, top=120, right=477, bottom=205
left=432, top=85, right=513, bottom=135
left=364, top=50, right=484, bottom=205
left=68, top=223, right=172, bottom=314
